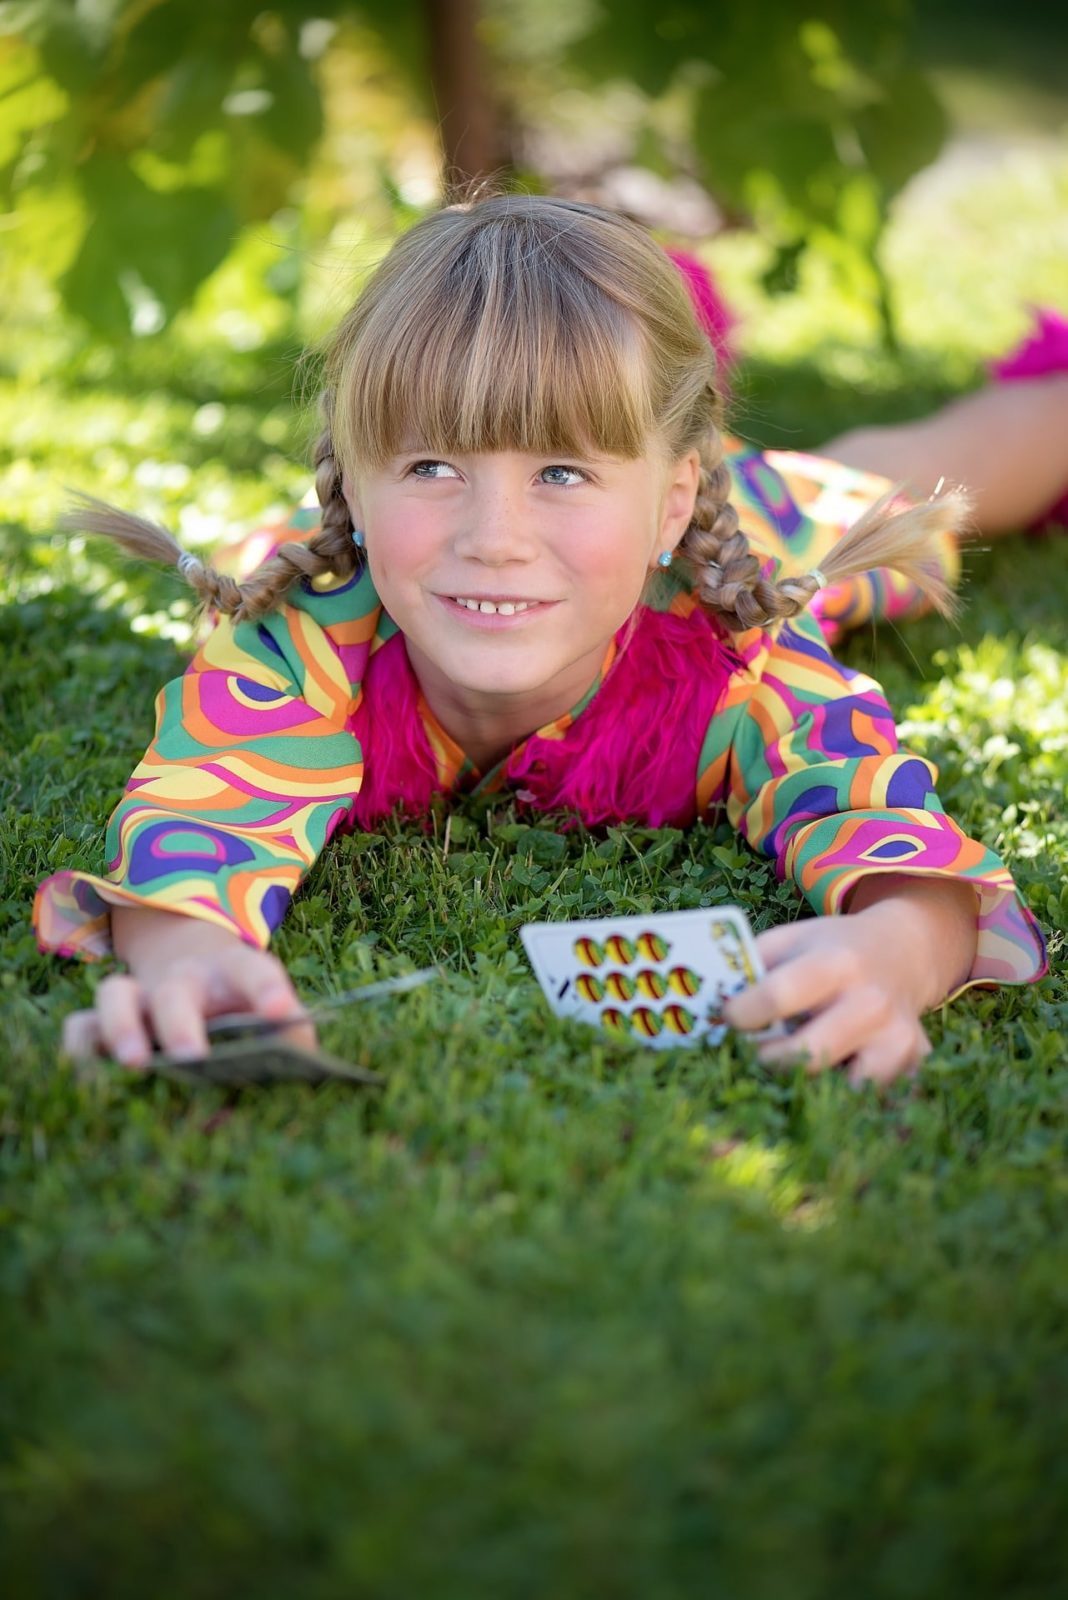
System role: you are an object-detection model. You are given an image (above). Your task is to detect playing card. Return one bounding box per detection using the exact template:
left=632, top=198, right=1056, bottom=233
left=520, top=906, right=766, bottom=1050
left=147, top=1038, right=384, bottom=1087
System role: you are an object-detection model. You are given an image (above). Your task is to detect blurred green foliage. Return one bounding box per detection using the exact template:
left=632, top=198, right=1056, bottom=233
left=2, top=0, right=953, bottom=345
left=0, top=0, right=429, bottom=334
left=564, top=1, right=946, bottom=344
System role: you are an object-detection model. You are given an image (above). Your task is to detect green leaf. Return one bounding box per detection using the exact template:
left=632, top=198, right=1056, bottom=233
left=61, top=156, right=236, bottom=333
left=0, top=34, right=66, bottom=199
left=566, top=0, right=947, bottom=286
left=693, top=91, right=841, bottom=221
left=258, top=46, right=323, bottom=163
left=564, top=0, right=696, bottom=97
left=21, top=0, right=109, bottom=94
left=856, top=66, right=947, bottom=198
left=109, top=0, right=204, bottom=98
left=760, top=237, right=807, bottom=297
left=151, top=55, right=235, bottom=161
left=57, top=207, right=128, bottom=336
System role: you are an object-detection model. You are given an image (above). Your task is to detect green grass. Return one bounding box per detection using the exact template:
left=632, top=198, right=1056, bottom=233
left=3, top=178, right=1068, bottom=1597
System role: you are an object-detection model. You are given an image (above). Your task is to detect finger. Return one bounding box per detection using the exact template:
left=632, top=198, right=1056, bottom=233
left=202, top=940, right=316, bottom=1056
left=146, top=956, right=318, bottom=1059
left=724, top=944, right=860, bottom=1033
left=259, top=1016, right=321, bottom=1054
left=146, top=968, right=215, bottom=1062
left=756, top=984, right=894, bottom=1074
left=94, top=973, right=154, bottom=1070
left=61, top=1009, right=104, bottom=1061
left=751, top=920, right=810, bottom=968
left=848, top=1018, right=932, bottom=1089
left=215, top=948, right=319, bottom=1054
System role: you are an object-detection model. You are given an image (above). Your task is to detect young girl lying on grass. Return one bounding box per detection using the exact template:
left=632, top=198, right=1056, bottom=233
left=38, top=193, right=1052, bottom=1087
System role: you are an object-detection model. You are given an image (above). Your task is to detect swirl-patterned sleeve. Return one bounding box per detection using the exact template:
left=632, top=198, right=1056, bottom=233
left=33, top=584, right=370, bottom=962
left=725, top=439, right=962, bottom=646
left=699, top=608, right=1047, bottom=994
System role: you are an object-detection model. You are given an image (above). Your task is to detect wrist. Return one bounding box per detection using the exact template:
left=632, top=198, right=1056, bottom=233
left=111, top=902, right=248, bottom=975
left=845, top=873, right=979, bottom=1008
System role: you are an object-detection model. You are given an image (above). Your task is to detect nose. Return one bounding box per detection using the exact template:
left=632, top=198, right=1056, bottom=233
left=451, top=473, right=541, bottom=566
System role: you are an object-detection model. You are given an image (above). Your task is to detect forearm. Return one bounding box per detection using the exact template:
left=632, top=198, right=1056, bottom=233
left=844, top=872, right=979, bottom=1009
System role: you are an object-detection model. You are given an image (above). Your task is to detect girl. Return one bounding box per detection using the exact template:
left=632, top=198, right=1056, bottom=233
left=39, top=193, right=1048, bottom=1087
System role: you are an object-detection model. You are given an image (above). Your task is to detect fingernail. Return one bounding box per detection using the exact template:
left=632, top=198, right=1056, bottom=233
left=116, top=1038, right=145, bottom=1067
left=170, top=1043, right=204, bottom=1062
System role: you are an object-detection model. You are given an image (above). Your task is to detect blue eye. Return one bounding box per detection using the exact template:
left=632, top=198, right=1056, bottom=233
left=540, top=465, right=586, bottom=485
left=410, top=459, right=459, bottom=478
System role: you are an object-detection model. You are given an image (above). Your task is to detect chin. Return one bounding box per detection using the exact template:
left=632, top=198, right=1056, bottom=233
left=449, top=656, right=558, bottom=697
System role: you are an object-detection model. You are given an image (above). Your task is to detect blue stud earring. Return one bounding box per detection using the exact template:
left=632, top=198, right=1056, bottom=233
left=352, top=528, right=365, bottom=550
left=657, top=550, right=673, bottom=569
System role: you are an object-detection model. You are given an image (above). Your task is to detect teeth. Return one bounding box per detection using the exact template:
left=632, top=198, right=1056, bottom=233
left=453, top=598, right=534, bottom=614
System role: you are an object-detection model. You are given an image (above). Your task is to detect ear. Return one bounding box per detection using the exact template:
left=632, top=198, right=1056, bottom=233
left=657, top=449, right=701, bottom=557
left=341, top=469, right=364, bottom=530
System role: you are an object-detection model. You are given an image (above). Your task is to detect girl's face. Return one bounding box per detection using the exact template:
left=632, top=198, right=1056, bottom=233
left=345, top=444, right=701, bottom=723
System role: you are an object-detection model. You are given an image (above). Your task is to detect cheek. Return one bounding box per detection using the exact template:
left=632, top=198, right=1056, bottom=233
left=563, top=518, right=653, bottom=605
left=369, top=513, right=441, bottom=592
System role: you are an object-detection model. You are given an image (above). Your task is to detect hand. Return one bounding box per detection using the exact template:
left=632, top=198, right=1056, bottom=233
left=61, top=906, right=318, bottom=1070
left=722, top=878, right=979, bottom=1087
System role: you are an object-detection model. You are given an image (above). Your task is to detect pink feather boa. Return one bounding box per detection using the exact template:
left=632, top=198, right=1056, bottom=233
left=346, top=604, right=743, bottom=832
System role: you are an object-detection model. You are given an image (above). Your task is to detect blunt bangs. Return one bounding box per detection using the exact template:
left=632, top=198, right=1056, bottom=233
left=329, top=213, right=662, bottom=476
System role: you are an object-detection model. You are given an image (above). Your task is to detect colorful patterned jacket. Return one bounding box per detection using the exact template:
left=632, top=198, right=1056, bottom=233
left=33, top=441, right=1048, bottom=995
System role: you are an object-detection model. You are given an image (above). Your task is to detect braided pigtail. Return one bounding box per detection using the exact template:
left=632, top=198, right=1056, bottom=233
left=679, top=431, right=971, bottom=633
left=57, top=492, right=247, bottom=620
left=59, top=392, right=361, bottom=627
left=230, top=393, right=360, bottom=621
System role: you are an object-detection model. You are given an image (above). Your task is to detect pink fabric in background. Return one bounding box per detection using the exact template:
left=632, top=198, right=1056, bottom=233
left=664, top=247, right=738, bottom=393
left=989, top=307, right=1068, bottom=382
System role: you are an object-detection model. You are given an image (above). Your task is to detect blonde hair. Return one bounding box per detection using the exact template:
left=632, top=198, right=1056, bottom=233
left=63, top=191, right=970, bottom=632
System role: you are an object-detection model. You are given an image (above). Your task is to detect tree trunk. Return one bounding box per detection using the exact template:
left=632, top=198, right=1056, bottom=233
left=424, top=0, right=511, bottom=194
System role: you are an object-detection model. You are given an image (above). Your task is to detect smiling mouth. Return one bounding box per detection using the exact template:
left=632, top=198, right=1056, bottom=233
left=445, top=596, right=546, bottom=616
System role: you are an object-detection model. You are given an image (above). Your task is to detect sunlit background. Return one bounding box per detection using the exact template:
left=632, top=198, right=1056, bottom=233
left=2, top=0, right=1065, bottom=648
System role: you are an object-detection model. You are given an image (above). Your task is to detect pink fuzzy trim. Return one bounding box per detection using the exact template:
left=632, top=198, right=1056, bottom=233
left=346, top=606, right=742, bottom=831
left=346, top=633, right=440, bottom=828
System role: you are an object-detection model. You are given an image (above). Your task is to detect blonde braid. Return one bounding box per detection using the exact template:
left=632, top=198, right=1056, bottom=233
left=57, top=493, right=247, bottom=618
left=230, top=397, right=359, bottom=622
left=677, top=435, right=791, bottom=632
left=60, top=394, right=361, bottom=627
left=678, top=429, right=970, bottom=633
